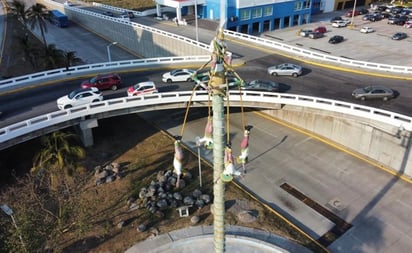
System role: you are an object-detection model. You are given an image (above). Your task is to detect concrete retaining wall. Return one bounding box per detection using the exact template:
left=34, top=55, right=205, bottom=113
left=264, top=106, right=412, bottom=178
left=37, top=0, right=209, bottom=58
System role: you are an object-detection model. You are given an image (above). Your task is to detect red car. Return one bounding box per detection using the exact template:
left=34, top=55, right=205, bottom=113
left=345, top=10, right=361, bottom=17
left=81, top=73, right=121, bottom=90
left=127, top=81, right=158, bottom=96
left=313, top=26, right=327, bottom=33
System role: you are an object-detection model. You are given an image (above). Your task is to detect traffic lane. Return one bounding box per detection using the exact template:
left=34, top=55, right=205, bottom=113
left=0, top=70, right=197, bottom=127
left=139, top=108, right=412, bottom=242
left=244, top=54, right=412, bottom=116
left=2, top=58, right=411, bottom=128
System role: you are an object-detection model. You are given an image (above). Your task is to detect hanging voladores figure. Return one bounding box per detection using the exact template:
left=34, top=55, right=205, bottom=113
left=237, top=126, right=251, bottom=175
left=173, top=136, right=184, bottom=188
left=221, top=144, right=242, bottom=182
left=198, top=116, right=213, bottom=149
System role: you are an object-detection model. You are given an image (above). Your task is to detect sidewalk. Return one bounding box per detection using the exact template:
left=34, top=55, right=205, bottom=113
left=125, top=225, right=312, bottom=253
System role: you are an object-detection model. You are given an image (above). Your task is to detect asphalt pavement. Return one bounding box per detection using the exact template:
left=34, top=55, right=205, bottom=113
left=3, top=5, right=412, bottom=252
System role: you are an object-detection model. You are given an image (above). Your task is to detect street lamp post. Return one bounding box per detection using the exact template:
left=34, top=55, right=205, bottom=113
left=106, top=41, right=118, bottom=62
left=1, top=204, right=26, bottom=252
left=194, top=0, right=199, bottom=42
left=350, top=0, right=358, bottom=28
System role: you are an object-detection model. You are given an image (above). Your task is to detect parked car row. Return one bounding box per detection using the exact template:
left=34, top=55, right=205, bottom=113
left=331, top=7, right=410, bottom=41
left=299, top=26, right=327, bottom=39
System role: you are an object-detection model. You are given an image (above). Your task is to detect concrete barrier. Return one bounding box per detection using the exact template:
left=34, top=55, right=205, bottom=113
left=263, top=106, right=412, bottom=179
left=37, top=0, right=209, bottom=58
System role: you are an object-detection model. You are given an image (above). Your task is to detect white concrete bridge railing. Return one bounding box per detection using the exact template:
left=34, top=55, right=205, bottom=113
left=1, top=89, right=411, bottom=142
left=0, top=56, right=211, bottom=94
left=2, top=89, right=412, bottom=176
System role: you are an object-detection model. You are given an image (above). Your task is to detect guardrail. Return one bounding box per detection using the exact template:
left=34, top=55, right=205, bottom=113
left=1, top=90, right=411, bottom=144
left=0, top=56, right=211, bottom=93
left=79, top=0, right=411, bottom=75
left=224, top=30, right=412, bottom=75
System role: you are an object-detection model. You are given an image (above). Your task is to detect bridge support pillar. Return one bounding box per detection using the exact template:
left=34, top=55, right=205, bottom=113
left=76, top=119, right=98, bottom=147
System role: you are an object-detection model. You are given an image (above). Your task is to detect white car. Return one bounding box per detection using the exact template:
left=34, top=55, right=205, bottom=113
left=57, top=87, right=103, bottom=110
left=267, top=63, right=303, bottom=77
left=360, top=26, right=375, bottom=33
left=332, top=20, right=348, bottom=28
left=127, top=81, right=158, bottom=96
left=162, top=69, right=195, bottom=83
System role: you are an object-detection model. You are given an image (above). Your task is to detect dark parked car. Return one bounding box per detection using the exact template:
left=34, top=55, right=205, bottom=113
left=388, top=15, right=408, bottom=24
left=380, top=12, right=391, bottom=18
left=345, top=10, right=361, bottom=17
left=392, top=32, right=407, bottom=40
left=359, top=8, right=369, bottom=14
left=309, top=32, right=324, bottom=39
left=299, top=29, right=313, bottom=37
left=328, top=35, right=344, bottom=44
left=352, top=86, right=395, bottom=101
left=330, top=16, right=343, bottom=22
left=242, top=80, right=280, bottom=92
left=362, top=14, right=374, bottom=20
left=81, top=73, right=121, bottom=90
left=370, top=15, right=382, bottom=22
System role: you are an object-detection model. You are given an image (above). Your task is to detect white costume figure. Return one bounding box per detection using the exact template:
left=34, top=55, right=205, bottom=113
left=223, top=145, right=242, bottom=178
left=237, top=129, right=250, bottom=174
left=173, top=137, right=184, bottom=188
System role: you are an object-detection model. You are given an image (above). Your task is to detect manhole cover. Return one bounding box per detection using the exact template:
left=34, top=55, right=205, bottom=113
left=327, top=198, right=346, bottom=212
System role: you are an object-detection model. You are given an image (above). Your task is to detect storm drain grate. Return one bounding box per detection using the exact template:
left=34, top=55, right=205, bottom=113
left=280, top=183, right=353, bottom=247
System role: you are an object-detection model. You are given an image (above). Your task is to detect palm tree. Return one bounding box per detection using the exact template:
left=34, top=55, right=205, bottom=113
left=63, top=51, right=83, bottom=70
left=8, top=0, right=29, bottom=27
left=44, top=44, right=64, bottom=69
left=32, top=131, right=85, bottom=191
left=26, top=3, right=49, bottom=50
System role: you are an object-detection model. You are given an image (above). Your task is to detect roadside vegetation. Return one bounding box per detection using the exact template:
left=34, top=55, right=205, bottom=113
left=0, top=0, right=83, bottom=78
left=86, top=0, right=155, bottom=11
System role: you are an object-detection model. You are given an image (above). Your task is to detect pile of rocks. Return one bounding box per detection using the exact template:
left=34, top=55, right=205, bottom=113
left=129, top=169, right=212, bottom=217
left=94, top=162, right=122, bottom=185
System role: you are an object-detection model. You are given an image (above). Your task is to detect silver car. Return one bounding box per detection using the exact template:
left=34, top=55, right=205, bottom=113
left=242, top=80, right=280, bottom=92
left=352, top=86, right=394, bottom=101
left=267, top=63, right=302, bottom=77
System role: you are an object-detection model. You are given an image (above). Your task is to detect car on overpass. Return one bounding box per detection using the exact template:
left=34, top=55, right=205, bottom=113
left=127, top=81, right=158, bottom=96
left=81, top=73, right=121, bottom=90
left=351, top=86, right=395, bottom=101
left=242, top=80, right=280, bottom=92
left=162, top=69, right=195, bottom=83
left=267, top=63, right=302, bottom=77
left=57, top=87, right=103, bottom=110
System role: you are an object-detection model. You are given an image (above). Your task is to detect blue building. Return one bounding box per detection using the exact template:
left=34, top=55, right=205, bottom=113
left=155, top=0, right=313, bottom=34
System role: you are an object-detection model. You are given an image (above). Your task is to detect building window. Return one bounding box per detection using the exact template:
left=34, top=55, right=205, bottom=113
left=252, top=8, right=262, bottom=18
left=304, top=0, right=311, bottom=9
left=239, top=9, right=251, bottom=20
left=263, top=6, right=273, bottom=16
left=294, top=2, right=303, bottom=10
